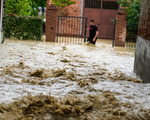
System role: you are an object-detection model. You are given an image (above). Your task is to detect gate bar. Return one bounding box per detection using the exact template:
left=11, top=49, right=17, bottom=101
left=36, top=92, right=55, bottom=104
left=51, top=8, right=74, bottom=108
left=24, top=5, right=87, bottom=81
left=56, top=17, right=59, bottom=42
left=57, top=16, right=87, bottom=19
left=112, top=18, right=116, bottom=47
left=84, top=18, right=87, bottom=42
left=56, top=16, right=87, bottom=44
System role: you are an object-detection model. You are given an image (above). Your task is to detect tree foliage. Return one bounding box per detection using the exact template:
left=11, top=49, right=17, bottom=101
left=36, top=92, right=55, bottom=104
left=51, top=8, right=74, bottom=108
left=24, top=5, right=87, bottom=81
left=32, top=0, right=46, bottom=8
left=117, top=0, right=141, bottom=25
left=6, top=0, right=33, bottom=16
left=117, top=0, right=134, bottom=7
left=5, top=0, right=46, bottom=16
left=126, top=1, right=141, bottom=25
left=117, top=0, right=141, bottom=42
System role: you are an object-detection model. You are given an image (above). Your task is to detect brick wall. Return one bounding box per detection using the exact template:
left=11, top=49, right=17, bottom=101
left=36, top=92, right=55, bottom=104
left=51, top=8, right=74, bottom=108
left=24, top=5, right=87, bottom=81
left=115, top=8, right=128, bottom=47
left=138, top=0, right=150, bottom=41
left=49, top=0, right=81, bottom=17
left=48, top=0, right=82, bottom=36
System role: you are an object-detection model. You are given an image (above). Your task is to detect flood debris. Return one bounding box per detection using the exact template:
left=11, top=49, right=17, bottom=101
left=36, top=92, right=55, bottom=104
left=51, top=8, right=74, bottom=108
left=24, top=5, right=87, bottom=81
left=78, top=79, right=90, bottom=87
left=52, top=68, right=67, bottom=77
left=98, top=68, right=107, bottom=71
left=107, top=70, right=142, bottom=83
left=18, top=62, right=25, bottom=68
left=126, top=77, right=142, bottom=83
left=69, top=63, right=84, bottom=67
left=85, top=41, right=96, bottom=47
left=30, top=69, right=50, bottom=79
left=73, top=60, right=87, bottom=63
left=30, top=47, right=37, bottom=51
left=17, top=61, right=29, bottom=69
left=77, top=77, right=98, bottom=87
left=60, top=58, right=71, bottom=63
left=2, top=67, right=14, bottom=76
left=0, top=62, right=29, bottom=78
left=107, top=70, right=126, bottom=81
left=22, top=78, right=39, bottom=85
left=62, top=46, right=68, bottom=50
left=93, top=71, right=105, bottom=76
left=65, top=83, right=74, bottom=87
left=30, top=69, right=44, bottom=78
left=45, top=52, right=56, bottom=55
left=86, top=41, right=91, bottom=45
left=68, top=90, right=85, bottom=94
left=66, top=72, right=77, bottom=81
left=89, top=77, right=98, bottom=84
left=30, top=68, right=71, bottom=79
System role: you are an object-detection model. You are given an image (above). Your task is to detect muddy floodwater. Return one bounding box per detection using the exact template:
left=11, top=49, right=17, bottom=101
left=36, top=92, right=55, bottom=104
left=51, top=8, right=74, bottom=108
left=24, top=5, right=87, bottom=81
left=0, top=39, right=150, bottom=120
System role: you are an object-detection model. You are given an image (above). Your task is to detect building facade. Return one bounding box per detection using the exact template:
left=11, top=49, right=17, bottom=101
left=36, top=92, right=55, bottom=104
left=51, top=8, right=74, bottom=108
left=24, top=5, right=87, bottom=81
left=134, top=0, right=150, bottom=83
left=48, top=0, right=119, bottom=39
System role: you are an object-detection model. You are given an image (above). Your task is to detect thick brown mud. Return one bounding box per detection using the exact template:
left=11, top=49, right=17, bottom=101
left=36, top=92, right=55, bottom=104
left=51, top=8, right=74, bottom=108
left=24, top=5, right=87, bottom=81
left=0, top=39, right=149, bottom=120
left=0, top=92, right=150, bottom=120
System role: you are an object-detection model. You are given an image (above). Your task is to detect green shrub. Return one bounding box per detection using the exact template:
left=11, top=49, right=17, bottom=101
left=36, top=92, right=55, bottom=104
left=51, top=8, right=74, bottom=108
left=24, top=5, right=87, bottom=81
left=4, top=14, right=44, bottom=40
left=126, top=1, right=140, bottom=42
left=117, top=0, right=140, bottom=42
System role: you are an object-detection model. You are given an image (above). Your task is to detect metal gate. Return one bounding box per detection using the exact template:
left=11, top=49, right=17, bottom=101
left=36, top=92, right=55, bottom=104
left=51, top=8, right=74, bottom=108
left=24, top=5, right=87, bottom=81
left=83, top=0, right=119, bottom=39
left=56, top=16, right=87, bottom=44
left=125, top=24, right=138, bottom=48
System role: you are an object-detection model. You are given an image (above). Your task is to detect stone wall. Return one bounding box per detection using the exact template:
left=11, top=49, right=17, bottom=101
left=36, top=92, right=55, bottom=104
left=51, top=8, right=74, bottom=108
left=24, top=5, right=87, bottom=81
left=134, top=0, right=150, bottom=83
left=134, top=37, right=150, bottom=83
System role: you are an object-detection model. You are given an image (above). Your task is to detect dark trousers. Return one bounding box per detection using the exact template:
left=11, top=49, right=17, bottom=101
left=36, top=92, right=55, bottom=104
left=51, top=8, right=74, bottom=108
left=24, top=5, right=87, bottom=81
left=87, top=37, right=97, bottom=45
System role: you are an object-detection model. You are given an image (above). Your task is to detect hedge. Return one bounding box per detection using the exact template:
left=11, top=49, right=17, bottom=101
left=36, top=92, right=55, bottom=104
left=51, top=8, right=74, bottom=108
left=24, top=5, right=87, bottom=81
left=4, top=14, right=45, bottom=40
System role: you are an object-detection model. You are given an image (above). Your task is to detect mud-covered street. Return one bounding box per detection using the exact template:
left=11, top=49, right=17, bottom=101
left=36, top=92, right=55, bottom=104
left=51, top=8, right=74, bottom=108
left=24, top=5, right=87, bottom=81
left=0, top=39, right=150, bottom=120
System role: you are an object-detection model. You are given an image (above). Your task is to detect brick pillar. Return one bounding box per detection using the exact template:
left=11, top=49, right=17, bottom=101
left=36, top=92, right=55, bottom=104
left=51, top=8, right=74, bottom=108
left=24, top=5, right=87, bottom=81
left=46, top=4, right=58, bottom=42
left=115, top=8, right=128, bottom=47
left=46, top=0, right=51, bottom=9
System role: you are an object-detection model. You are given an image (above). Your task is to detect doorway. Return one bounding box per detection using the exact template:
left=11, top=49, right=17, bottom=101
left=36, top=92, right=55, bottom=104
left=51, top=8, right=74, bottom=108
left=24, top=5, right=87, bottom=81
left=83, top=0, right=119, bottom=39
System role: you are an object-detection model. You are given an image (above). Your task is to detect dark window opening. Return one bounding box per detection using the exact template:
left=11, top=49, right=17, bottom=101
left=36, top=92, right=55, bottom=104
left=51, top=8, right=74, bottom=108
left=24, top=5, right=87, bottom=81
left=85, top=0, right=101, bottom=9
left=102, top=1, right=118, bottom=10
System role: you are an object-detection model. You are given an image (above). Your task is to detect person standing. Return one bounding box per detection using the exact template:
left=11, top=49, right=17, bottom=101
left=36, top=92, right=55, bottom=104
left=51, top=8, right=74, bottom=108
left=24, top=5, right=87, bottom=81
left=87, top=20, right=99, bottom=45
